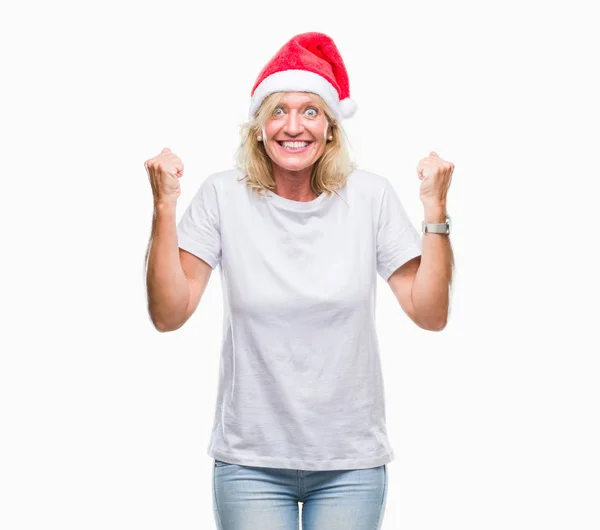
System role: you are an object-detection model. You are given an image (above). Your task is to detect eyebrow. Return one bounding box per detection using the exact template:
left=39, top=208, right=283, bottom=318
left=278, top=98, right=319, bottom=108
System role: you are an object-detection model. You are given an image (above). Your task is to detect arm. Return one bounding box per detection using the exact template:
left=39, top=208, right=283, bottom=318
left=388, top=205, right=454, bottom=331
left=145, top=201, right=212, bottom=332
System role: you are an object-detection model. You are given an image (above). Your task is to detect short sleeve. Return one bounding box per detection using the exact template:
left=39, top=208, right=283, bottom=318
left=376, top=179, right=422, bottom=281
left=176, top=174, right=222, bottom=269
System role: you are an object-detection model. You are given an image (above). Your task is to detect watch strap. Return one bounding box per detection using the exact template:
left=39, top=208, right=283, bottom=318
left=422, top=215, right=451, bottom=234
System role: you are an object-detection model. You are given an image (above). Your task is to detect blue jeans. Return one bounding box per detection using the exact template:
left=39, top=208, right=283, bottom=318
left=212, top=459, right=388, bottom=529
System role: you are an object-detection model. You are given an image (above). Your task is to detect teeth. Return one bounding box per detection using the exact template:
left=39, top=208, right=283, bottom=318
left=280, top=141, right=309, bottom=148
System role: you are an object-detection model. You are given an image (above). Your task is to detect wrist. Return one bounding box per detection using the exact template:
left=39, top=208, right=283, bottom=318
left=423, top=204, right=447, bottom=223
left=154, top=199, right=177, bottom=215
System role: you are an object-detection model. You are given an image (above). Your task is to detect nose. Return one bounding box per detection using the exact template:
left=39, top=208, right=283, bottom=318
left=283, top=110, right=304, bottom=136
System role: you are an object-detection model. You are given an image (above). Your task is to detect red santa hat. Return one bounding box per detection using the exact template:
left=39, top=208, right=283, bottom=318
left=249, top=32, right=357, bottom=121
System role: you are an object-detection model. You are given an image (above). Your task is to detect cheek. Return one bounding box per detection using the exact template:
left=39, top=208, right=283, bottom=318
left=263, top=121, right=278, bottom=140
left=315, top=120, right=329, bottom=142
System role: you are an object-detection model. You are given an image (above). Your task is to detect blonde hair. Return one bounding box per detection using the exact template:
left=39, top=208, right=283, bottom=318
left=234, top=92, right=356, bottom=200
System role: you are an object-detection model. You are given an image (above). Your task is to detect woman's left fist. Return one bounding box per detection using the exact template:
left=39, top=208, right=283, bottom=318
left=417, top=151, right=454, bottom=207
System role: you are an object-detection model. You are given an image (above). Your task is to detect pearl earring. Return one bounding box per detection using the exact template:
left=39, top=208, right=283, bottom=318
left=257, top=135, right=262, bottom=141
left=328, top=136, right=333, bottom=141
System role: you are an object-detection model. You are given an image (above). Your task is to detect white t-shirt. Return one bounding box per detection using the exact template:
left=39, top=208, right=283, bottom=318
left=176, top=167, right=422, bottom=471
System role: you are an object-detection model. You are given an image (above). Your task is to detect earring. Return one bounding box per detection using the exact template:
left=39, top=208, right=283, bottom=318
left=328, top=136, right=333, bottom=141
left=257, top=135, right=262, bottom=141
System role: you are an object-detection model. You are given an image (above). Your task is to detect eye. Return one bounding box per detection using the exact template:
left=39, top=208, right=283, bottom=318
left=305, top=107, right=318, bottom=117
left=273, top=106, right=284, bottom=116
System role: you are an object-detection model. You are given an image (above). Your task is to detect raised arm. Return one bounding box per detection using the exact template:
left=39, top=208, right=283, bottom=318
left=144, top=149, right=214, bottom=332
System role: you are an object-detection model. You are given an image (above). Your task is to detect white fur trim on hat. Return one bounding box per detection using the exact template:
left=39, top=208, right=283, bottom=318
left=249, top=69, right=347, bottom=121
left=339, top=98, right=357, bottom=119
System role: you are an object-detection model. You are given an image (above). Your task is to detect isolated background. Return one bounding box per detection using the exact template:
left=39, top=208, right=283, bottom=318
left=2, top=0, right=599, bottom=528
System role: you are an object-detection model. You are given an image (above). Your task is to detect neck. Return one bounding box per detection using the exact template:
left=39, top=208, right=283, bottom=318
left=272, top=165, right=318, bottom=202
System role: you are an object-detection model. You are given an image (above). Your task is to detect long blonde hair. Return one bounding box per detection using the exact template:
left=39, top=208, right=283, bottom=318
left=235, top=92, right=356, bottom=200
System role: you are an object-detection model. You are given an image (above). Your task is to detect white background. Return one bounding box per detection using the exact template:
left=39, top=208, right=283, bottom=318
left=1, top=0, right=599, bottom=528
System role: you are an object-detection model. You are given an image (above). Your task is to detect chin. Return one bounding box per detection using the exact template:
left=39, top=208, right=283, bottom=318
left=273, top=159, right=314, bottom=172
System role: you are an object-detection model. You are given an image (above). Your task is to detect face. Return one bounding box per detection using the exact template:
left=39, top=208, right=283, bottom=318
left=260, top=92, right=330, bottom=173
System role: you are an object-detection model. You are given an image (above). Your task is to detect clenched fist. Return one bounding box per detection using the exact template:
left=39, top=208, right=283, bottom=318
left=417, top=151, right=454, bottom=209
left=145, top=147, right=184, bottom=204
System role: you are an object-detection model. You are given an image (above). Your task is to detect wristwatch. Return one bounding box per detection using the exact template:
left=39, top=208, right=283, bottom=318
left=422, top=214, right=451, bottom=235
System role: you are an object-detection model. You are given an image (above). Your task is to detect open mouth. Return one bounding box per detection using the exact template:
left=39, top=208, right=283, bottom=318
left=276, top=141, right=314, bottom=153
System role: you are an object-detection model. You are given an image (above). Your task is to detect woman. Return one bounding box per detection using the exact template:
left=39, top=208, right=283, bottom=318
left=145, top=32, right=454, bottom=530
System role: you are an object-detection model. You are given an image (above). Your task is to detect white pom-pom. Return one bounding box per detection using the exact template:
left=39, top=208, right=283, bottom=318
left=339, top=98, right=357, bottom=118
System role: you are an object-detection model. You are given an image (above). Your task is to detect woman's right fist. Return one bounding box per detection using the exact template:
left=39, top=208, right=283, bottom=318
left=145, top=147, right=184, bottom=204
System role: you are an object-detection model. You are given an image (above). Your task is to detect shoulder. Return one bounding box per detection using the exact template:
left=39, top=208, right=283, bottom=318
left=346, top=168, right=392, bottom=198
left=191, top=168, right=246, bottom=205
left=202, top=168, right=244, bottom=190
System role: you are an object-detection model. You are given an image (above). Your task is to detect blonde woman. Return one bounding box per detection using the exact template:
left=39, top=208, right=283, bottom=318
left=145, top=31, right=454, bottom=530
